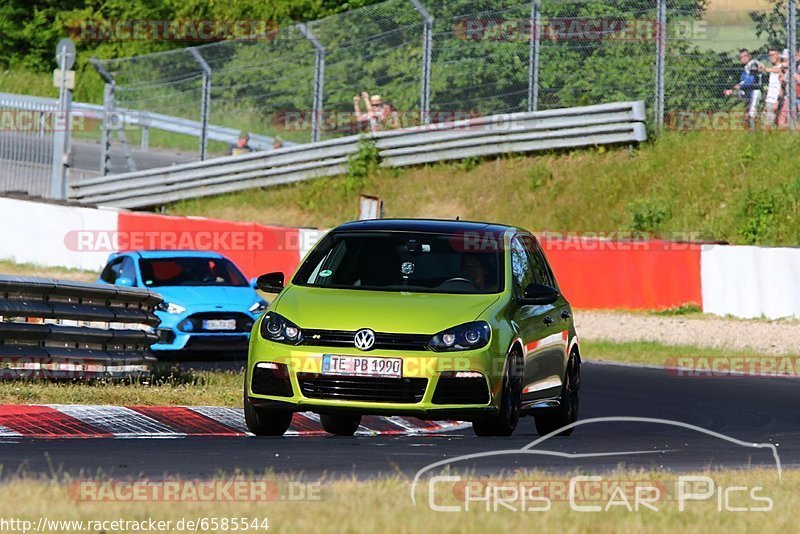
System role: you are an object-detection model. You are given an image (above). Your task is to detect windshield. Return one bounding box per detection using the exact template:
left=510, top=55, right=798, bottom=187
left=139, top=257, right=248, bottom=288
left=293, top=231, right=504, bottom=294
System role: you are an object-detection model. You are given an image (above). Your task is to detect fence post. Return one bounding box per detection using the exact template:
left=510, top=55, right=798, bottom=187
left=190, top=48, right=212, bottom=160
left=789, top=0, right=797, bottom=129
left=90, top=57, right=114, bottom=176
left=654, top=0, right=667, bottom=132
left=299, top=24, right=325, bottom=143
left=528, top=0, right=542, bottom=112
left=410, top=0, right=433, bottom=124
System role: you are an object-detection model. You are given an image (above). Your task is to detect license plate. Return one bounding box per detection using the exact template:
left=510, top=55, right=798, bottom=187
left=203, top=319, right=237, bottom=331
left=322, top=355, right=402, bottom=378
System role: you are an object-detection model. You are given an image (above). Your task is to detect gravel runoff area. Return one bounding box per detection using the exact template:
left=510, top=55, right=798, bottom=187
left=574, top=311, right=800, bottom=356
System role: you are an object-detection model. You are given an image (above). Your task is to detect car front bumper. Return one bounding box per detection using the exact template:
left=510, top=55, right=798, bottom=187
left=246, top=339, right=505, bottom=420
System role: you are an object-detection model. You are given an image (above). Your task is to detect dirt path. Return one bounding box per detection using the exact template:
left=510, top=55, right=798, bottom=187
left=574, top=311, right=800, bottom=355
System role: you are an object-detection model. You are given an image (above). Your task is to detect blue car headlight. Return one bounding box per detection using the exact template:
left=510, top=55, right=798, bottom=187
left=249, top=299, right=268, bottom=313
left=260, top=312, right=303, bottom=345
left=157, top=302, right=186, bottom=315
left=428, top=321, right=491, bottom=352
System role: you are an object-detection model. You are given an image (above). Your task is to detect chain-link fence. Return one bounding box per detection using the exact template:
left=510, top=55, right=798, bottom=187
left=90, top=0, right=800, bottom=171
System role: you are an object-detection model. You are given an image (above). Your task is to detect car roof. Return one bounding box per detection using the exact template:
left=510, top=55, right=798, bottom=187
left=333, top=218, right=517, bottom=234
left=121, top=250, right=227, bottom=260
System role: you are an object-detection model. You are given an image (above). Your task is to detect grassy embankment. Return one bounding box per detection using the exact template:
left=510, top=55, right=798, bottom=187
left=169, top=131, right=800, bottom=247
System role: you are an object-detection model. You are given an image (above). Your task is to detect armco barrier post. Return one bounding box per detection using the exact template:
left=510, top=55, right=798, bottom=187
left=528, top=0, right=542, bottom=112
left=410, top=0, right=433, bottom=125
left=299, top=24, right=325, bottom=144
left=190, top=48, right=212, bottom=160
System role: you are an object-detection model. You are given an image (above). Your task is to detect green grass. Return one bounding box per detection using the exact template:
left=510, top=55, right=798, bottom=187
left=583, top=339, right=800, bottom=369
left=168, top=131, right=800, bottom=246
left=0, top=260, right=97, bottom=282
left=0, top=368, right=243, bottom=407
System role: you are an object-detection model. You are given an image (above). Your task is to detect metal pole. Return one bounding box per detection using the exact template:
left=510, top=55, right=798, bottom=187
left=299, top=24, right=325, bottom=143
left=528, top=0, right=542, bottom=112
left=100, top=82, right=114, bottom=176
left=50, top=44, right=69, bottom=199
left=654, top=0, right=667, bottom=132
left=190, top=48, right=211, bottom=159
left=410, top=0, right=434, bottom=125
left=789, top=0, right=797, bottom=129
left=89, top=57, right=115, bottom=176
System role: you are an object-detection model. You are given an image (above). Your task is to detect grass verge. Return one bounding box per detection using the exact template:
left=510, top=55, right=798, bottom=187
left=0, top=260, right=98, bottom=282
left=583, top=339, right=800, bottom=370
left=0, top=368, right=243, bottom=407
left=0, top=469, right=791, bottom=532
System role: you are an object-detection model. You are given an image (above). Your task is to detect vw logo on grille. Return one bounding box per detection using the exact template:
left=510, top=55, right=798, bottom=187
left=354, top=328, right=376, bottom=351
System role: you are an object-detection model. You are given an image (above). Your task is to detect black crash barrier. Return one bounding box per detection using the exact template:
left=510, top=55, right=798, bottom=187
left=0, top=275, right=162, bottom=380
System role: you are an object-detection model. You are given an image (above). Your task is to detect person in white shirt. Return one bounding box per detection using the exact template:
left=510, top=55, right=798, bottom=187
left=762, top=48, right=783, bottom=128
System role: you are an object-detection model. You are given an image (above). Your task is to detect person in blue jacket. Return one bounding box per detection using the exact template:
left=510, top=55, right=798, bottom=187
left=725, top=49, right=763, bottom=130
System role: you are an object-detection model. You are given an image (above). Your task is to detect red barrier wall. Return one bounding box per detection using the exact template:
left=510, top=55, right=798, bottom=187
left=114, top=213, right=702, bottom=310
left=541, top=239, right=702, bottom=310
left=116, top=212, right=300, bottom=280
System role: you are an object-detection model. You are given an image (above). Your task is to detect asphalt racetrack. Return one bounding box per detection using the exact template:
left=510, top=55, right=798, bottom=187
left=0, top=362, right=794, bottom=479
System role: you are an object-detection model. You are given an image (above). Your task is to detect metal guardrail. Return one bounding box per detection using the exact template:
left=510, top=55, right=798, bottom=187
left=70, top=101, right=647, bottom=208
left=0, top=92, right=290, bottom=152
left=0, top=276, right=163, bottom=380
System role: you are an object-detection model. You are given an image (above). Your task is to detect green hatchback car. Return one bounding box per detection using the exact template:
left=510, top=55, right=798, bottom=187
left=245, top=219, right=580, bottom=437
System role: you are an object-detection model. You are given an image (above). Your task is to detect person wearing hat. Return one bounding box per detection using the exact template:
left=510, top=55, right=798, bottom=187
left=227, top=131, right=253, bottom=156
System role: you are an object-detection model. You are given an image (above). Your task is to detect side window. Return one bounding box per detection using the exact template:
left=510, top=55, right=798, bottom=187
left=521, top=235, right=551, bottom=287
left=100, top=258, right=122, bottom=284
left=510, top=237, right=535, bottom=297
left=119, top=257, right=137, bottom=285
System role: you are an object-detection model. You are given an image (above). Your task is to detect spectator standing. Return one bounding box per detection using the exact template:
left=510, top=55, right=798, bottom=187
left=354, top=92, right=400, bottom=133
left=762, top=48, right=783, bottom=128
left=227, top=131, right=253, bottom=156
left=725, top=49, right=763, bottom=130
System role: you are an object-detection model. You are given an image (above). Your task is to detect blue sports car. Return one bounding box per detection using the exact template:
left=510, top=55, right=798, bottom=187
left=98, top=251, right=267, bottom=358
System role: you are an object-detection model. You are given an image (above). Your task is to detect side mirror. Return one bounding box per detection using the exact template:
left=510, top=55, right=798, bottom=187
left=518, top=283, right=559, bottom=306
left=114, top=277, right=135, bottom=287
left=256, top=272, right=285, bottom=293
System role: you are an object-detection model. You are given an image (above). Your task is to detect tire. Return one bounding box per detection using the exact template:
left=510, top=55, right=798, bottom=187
left=472, top=349, right=522, bottom=437
left=534, top=352, right=580, bottom=437
left=320, top=413, right=362, bottom=436
left=243, top=385, right=293, bottom=436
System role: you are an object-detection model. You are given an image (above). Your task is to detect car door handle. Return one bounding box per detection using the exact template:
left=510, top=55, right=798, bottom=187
left=561, top=310, right=571, bottom=320
left=543, top=316, right=554, bottom=326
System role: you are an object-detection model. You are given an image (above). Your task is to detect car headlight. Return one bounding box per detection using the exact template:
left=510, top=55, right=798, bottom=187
left=428, top=321, right=491, bottom=352
left=260, top=312, right=303, bottom=345
left=249, top=299, right=268, bottom=313
left=156, top=302, right=186, bottom=315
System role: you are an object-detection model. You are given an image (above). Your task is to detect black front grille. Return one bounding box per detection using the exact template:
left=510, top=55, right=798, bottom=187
left=297, top=373, right=428, bottom=403
left=183, top=335, right=249, bottom=352
left=432, top=376, right=490, bottom=405
left=251, top=365, right=293, bottom=397
left=301, top=330, right=431, bottom=351
left=181, top=312, right=254, bottom=333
